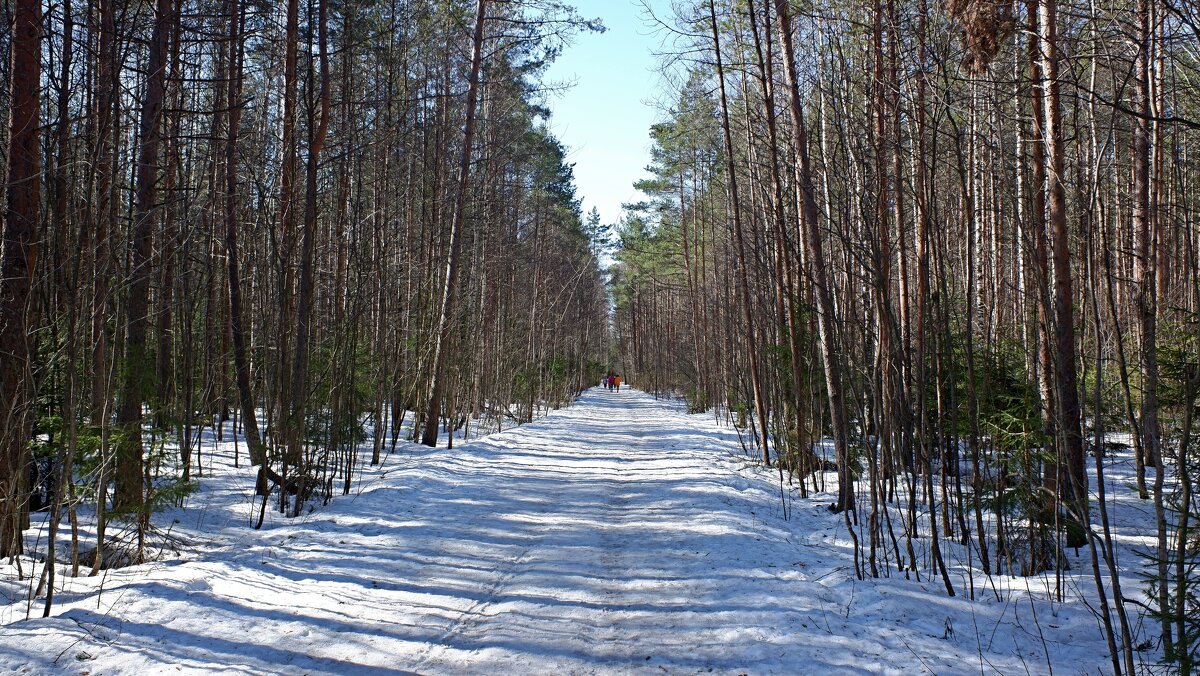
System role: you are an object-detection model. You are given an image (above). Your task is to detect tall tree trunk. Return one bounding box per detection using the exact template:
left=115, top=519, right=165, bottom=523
left=1025, top=0, right=1061, bottom=570
left=223, top=0, right=265, bottom=469
left=1132, top=0, right=1170, bottom=651
left=276, top=0, right=300, bottom=464
left=869, top=0, right=893, bottom=577
left=747, top=0, right=808, bottom=476
left=0, top=0, right=42, bottom=558
left=290, top=0, right=332, bottom=512
left=41, top=0, right=76, bottom=608
left=154, top=5, right=183, bottom=430
left=773, top=0, right=855, bottom=516
left=90, top=0, right=117, bottom=423
left=115, top=0, right=174, bottom=513
left=1038, top=0, right=1088, bottom=545
left=708, top=0, right=770, bottom=466
left=910, top=0, right=931, bottom=575
left=422, top=0, right=487, bottom=447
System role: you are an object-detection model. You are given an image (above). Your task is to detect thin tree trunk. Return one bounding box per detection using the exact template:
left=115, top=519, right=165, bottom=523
left=773, top=0, right=855, bottom=517
left=276, top=0, right=300, bottom=478
left=290, top=0, right=332, bottom=513
left=115, top=0, right=173, bottom=515
left=708, top=0, right=770, bottom=466
left=223, top=0, right=265, bottom=470
left=422, top=0, right=487, bottom=447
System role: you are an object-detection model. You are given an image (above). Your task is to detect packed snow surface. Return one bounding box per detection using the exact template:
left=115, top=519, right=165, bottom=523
left=2, top=389, right=1117, bottom=674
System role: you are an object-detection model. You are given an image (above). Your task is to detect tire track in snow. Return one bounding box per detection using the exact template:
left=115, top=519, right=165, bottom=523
left=593, top=450, right=632, bottom=666
left=407, top=544, right=536, bottom=672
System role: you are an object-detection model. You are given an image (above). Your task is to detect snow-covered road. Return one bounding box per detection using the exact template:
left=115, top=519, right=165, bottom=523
left=2, top=389, right=1111, bottom=674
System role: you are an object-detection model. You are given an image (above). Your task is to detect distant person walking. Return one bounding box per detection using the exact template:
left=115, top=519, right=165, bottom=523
left=614, top=375, right=621, bottom=392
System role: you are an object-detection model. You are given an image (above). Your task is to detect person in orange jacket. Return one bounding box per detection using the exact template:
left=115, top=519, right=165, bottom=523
left=614, top=375, right=621, bottom=391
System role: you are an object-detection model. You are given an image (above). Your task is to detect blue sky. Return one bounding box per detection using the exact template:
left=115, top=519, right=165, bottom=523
left=543, top=0, right=672, bottom=227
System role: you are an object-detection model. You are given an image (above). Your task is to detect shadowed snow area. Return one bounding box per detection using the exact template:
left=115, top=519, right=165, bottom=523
left=2, top=389, right=1110, bottom=674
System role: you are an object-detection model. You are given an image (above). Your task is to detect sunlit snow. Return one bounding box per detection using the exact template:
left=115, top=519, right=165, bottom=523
left=2, top=389, right=1127, bottom=674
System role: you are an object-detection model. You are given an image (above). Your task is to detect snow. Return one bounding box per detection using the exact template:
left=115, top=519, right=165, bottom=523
left=1, top=389, right=1130, bottom=674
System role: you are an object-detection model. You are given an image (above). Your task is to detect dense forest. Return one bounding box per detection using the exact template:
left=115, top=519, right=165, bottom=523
left=0, top=0, right=608, bottom=572
left=0, top=0, right=1197, bottom=672
left=610, top=0, right=1198, bottom=671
